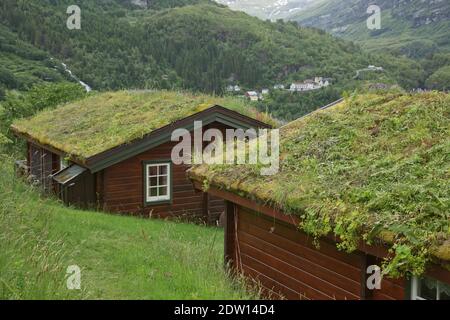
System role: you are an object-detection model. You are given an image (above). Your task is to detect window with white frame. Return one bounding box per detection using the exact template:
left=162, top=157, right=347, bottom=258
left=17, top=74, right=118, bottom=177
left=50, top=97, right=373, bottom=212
left=145, top=162, right=171, bottom=203
left=411, top=276, right=450, bottom=300
left=60, top=156, right=69, bottom=170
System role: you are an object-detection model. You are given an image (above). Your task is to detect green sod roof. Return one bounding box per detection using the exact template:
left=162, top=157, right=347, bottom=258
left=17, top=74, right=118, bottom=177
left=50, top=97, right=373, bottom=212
left=189, top=92, right=450, bottom=276
left=11, top=90, right=276, bottom=162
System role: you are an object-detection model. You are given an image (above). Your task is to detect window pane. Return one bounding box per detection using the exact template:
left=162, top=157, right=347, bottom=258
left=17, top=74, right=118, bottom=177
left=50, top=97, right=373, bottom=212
left=149, top=176, right=158, bottom=187
left=439, top=282, right=450, bottom=300
left=419, top=278, right=437, bottom=300
left=148, top=166, right=157, bottom=176
left=159, top=165, right=168, bottom=175
left=159, top=186, right=168, bottom=196
left=159, top=176, right=167, bottom=186
left=149, top=187, right=158, bottom=197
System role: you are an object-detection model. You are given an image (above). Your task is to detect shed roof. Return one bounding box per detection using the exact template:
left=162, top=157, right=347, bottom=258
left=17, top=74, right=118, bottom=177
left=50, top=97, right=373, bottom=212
left=189, top=92, right=450, bottom=275
left=11, top=90, right=276, bottom=169
left=53, top=165, right=86, bottom=186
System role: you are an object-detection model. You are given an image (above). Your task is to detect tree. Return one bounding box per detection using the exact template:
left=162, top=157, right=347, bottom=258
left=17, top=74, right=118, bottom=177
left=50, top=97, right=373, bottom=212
left=0, top=86, right=5, bottom=101
left=425, top=66, right=450, bottom=91
left=0, top=68, right=18, bottom=89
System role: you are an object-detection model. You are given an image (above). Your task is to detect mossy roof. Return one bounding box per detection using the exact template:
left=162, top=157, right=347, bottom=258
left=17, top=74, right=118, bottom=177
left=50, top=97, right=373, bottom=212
left=189, top=92, right=450, bottom=274
left=11, top=90, right=276, bottom=162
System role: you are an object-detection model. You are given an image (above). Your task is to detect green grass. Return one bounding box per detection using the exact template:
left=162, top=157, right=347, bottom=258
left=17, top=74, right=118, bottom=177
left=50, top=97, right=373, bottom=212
left=190, top=92, right=450, bottom=277
left=11, top=90, right=277, bottom=162
left=0, top=156, right=256, bottom=300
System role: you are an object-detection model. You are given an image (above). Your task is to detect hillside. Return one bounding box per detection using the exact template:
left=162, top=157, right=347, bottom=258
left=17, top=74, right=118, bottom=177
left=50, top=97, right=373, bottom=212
left=214, top=0, right=317, bottom=20
left=0, top=155, right=255, bottom=299
left=289, top=0, right=450, bottom=57
left=0, top=25, right=70, bottom=96
left=0, top=0, right=423, bottom=95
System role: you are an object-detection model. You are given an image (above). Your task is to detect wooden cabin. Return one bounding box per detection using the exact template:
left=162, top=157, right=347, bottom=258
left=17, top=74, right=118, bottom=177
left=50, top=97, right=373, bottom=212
left=188, top=93, right=450, bottom=300
left=11, top=91, right=271, bottom=224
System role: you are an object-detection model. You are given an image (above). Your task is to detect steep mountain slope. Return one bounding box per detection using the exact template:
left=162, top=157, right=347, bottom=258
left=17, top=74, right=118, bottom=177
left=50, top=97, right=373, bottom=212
left=214, top=0, right=317, bottom=20
left=289, top=0, right=450, bottom=57
left=1, top=0, right=418, bottom=94
left=0, top=25, right=69, bottom=95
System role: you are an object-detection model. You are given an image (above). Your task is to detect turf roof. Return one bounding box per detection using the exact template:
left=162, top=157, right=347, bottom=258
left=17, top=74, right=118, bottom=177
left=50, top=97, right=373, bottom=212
left=189, top=92, right=450, bottom=275
left=11, top=90, right=276, bottom=162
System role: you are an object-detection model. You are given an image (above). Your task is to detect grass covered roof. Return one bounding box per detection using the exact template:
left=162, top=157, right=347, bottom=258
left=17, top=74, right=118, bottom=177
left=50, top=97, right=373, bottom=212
left=11, top=90, right=276, bottom=162
left=189, top=92, right=450, bottom=276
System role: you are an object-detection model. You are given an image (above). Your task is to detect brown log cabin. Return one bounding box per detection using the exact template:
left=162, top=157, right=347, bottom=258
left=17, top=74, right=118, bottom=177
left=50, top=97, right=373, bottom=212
left=188, top=93, right=450, bottom=300
left=11, top=91, right=271, bottom=224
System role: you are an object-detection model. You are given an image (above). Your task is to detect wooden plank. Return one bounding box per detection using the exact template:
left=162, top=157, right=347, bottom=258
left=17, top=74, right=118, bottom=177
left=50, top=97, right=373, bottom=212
left=224, top=201, right=236, bottom=268
left=239, top=241, right=360, bottom=300
left=240, top=254, right=335, bottom=300
left=241, top=264, right=300, bottom=300
left=239, top=207, right=363, bottom=269
left=238, top=230, right=361, bottom=296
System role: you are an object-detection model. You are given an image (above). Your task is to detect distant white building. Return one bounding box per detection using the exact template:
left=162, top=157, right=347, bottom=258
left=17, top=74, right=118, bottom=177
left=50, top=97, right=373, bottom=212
left=314, top=77, right=330, bottom=87
left=290, top=77, right=330, bottom=92
left=245, top=91, right=260, bottom=101
left=274, top=84, right=285, bottom=90
left=226, top=85, right=241, bottom=92
left=290, top=80, right=315, bottom=92
left=261, top=88, right=270, bottom=95
left=368, top=65, right=384, bottom=71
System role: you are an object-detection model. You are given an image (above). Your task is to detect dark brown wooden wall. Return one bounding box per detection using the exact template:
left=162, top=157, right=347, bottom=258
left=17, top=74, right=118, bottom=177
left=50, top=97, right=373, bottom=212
left=28, top=143, right=60, bottom=192
left=102, top=139, right=203, bottom=219
left=229, top=205, right=406, bottom=300
left=370, top=259, right=406, bottom=300
left=101, top=121, right=231, bottom=222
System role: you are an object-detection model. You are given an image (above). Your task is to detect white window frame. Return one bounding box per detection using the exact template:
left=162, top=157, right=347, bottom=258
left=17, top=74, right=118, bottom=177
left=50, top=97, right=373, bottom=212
left=60, top=156, right=68, bottom=170
left=411, top=276, right=448, bottom=300
left=145, top=162, right=171, bottom=204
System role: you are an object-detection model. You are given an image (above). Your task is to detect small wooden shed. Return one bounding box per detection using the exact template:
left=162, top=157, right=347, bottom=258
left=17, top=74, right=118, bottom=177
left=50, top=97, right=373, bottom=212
left=11, top=91, right=272, bottom=223
left=189, top=93, right=450, bottom=300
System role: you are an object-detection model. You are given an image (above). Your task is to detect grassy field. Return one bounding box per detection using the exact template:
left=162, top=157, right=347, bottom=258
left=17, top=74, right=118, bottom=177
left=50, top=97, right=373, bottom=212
left=0, top=156, right=256, bottom=300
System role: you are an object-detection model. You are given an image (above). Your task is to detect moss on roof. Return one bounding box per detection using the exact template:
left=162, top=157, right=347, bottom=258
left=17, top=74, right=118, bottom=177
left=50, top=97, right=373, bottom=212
left=11, top=90, right=276, bottom=162
left=189, top=92, right=450, bottom=276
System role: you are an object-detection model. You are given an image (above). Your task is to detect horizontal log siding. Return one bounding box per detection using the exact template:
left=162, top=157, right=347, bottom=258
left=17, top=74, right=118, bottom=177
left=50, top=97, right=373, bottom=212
left=235, top=206, right=364, bottom=300
left=102, top=121, right=237, bottom=221
left=28, top=143, right=60, bottom=192
left=370, top=257, right=406, bottom=300
left=103, top=140, right=203, bottom=219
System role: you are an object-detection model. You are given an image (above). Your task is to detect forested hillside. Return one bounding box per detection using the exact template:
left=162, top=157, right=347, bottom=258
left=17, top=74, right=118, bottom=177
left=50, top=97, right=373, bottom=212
left=290, top=0, right=450, bottom=54
left=0, top=0, right=434, bottom=122
left=1, top=0, right=423, bottom=92
left=287, top=0, right=450, bottom=91
left=0, top=25, right=71, bottom=97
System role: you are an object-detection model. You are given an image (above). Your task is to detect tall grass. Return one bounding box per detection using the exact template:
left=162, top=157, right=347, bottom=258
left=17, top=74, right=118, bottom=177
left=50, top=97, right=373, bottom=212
left=0, top=155, right=256, bottom=300
left=0, top=155, right=86, bottom=299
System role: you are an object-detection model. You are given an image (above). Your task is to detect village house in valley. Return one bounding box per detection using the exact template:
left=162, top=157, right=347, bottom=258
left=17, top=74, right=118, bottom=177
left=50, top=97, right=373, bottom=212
left=189, top=93, right=450, bottom=300
left=245, top=91, right=261, bottom=101
left=11, top=91, right=271, bottom=224
left=290, top=77, right=330, bottom=92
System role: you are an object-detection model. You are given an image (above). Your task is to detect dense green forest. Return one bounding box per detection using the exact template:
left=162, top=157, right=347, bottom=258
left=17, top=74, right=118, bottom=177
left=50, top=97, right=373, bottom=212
left=0, top=0, right=441, bottom=122
left=288, top=0, right=450, bottom=92
left=1, top=0, right=423, bottom=90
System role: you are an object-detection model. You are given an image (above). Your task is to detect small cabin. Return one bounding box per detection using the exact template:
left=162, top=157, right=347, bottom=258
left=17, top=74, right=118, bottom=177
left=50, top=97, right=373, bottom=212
left=189, top=93, right=450, bottom=300
left=245, top=91, right=260, bottom=102
left=11, top=91, right=271, bottom=224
